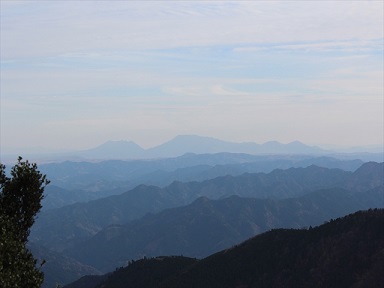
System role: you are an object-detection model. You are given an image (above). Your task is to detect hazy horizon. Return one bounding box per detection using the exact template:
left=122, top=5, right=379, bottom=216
left=1, top=1, right=383, bottom=153
left=1, top=134, right=383, bottom=157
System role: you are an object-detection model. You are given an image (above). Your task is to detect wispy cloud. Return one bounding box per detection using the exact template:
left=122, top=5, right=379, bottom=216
left=2, top=1, right=382, bottom=58
left=1, top=1, right=383, bottom=149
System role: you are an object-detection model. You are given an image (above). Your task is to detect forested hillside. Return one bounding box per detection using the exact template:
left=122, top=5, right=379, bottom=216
left=65, top=209, right=384, bottom=288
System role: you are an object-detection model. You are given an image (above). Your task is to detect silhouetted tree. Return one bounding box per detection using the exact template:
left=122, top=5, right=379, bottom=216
left=0, top=157, right=49, bottom=288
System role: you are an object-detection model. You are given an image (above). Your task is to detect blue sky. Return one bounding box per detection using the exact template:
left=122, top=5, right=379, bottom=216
left=1, top=1, right=383, bottom=153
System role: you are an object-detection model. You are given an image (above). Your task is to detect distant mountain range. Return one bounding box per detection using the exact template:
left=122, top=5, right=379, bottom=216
left=64, top=209, right=384, bottom=288
left=3, top=135, right=382, bottom=164
left=3, top=135, right=327, bottom=162
left=65, top=135, right=328, bottom=160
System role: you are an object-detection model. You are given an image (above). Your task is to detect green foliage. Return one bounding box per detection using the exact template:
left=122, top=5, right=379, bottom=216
left=0, top=157, right=49, bottom=288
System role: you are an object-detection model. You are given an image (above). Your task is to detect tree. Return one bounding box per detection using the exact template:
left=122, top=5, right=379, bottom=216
left=0, top=157, right=50, bottom=288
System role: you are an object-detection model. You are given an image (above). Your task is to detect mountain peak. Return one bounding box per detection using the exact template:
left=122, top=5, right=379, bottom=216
left=95, top=140, right=142, bottom=149
left=80, top=140, right=145, bottom=159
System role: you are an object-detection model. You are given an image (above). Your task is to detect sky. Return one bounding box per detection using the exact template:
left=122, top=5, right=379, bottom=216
left=1, top=1, right=383, bottom=154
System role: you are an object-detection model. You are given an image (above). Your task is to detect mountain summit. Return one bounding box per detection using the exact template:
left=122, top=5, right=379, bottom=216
left=80, top=141, right=145, bottom=159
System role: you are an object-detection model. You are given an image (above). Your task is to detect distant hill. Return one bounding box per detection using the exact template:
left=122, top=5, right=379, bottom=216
left=41, top=185, right=121, bottom=210
left=64, top=209, right=384, bottom=288
left=344, top=161, right=384, bottom=192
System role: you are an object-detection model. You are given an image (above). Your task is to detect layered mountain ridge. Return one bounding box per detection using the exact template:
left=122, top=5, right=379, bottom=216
left=64, top=187, right=383, bottom=272
left=29, top=161, right=384, bottom=287
left=33, top=164, right=371, bottom=251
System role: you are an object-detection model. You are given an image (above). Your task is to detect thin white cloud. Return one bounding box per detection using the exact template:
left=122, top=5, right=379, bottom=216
left=1, top=1, right=383, bottom=149
left=1, top=1, right=382, bottom=58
